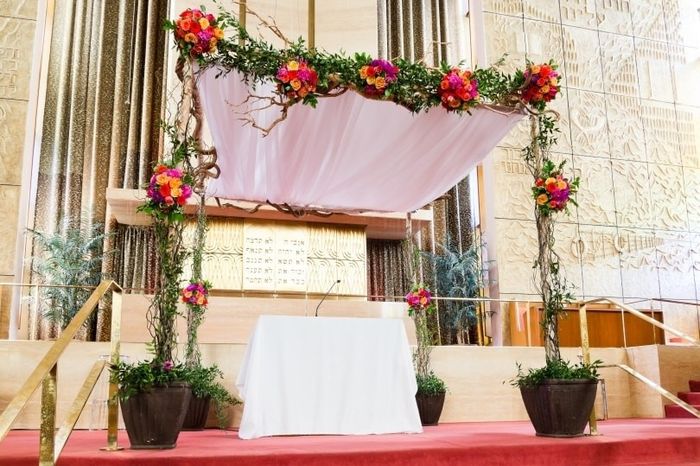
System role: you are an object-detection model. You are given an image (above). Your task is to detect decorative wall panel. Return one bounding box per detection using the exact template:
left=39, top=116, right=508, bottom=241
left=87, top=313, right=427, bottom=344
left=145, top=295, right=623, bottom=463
left=611, top=160, right=652, bottom=229
left=648, top=164, right=688, bottom=231
left=599, top=33, right=637, bottom=97
left=655, top=231, right=694, bottom=300
left=595, top=0, right=632, bottom=36
left=678, top=106, right=700, bottom=168
left=0, top=99, right=27, bottom=185
left=562, top=26, right=602, bottom=92
left=618, top=227, right=660, bottom=299
left=630, top=0, right=666, bottom=42
left=577, top=225, right=623, bottom=297
left=559, top=0, right=597, bottom=29
left=568, top=90, right=609, bottom=157
left=635, top=39, right=673, bottom=103
left=492, top=147, right=534, bottom=222
left=483, top=0, right=523, bottom=16
left=606, top=94, right=645, bottom=161
left=685, top=168, right=700, bottom=232
left=483, top=13, right=526, bottom=74
left=574, top=155, right=615, bottom=226
left=0, top=186, right=19, bottom=275
left=641, top=100, right=681, bottom=166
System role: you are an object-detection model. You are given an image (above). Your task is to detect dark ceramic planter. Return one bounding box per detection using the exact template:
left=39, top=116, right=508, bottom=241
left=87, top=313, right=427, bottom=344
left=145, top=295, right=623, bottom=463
left=520, top=379, right=598, bottom=438
left=182, top=395, right=212, bottom=431
left=120, top=382, right=191, bottom=449
left=416, top=392, right=446, bottom=426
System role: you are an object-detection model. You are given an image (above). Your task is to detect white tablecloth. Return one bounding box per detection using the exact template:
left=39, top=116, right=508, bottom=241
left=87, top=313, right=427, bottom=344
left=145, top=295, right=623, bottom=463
left=236, top=315, right=422, bottom=439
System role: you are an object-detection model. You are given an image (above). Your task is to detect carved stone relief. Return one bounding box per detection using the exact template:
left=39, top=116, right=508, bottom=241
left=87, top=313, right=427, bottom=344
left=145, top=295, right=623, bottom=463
left=606, top=94, right=645, bottom=161
left=523, top=0, right=561, bottom=22
left=559, top=0, right=598, bottom=29
left=596, top=0, right=632, bottom=35
left=648, top=164, right=688, bottom=231
left=562, top=26, right=603, bottom=92
left=492, top=147, right=535, bottom=221
left=494, top=219, right=538, bottom=295
left=568, top=90, right=609, bottom=157
left=617, top=227, right=660, bottom=299
left=576, top=224, right=623, bottom=297
left=552, top=222, right=583, bottom=292
left=670, top=47, right=700, bottom=107
left=655, top=231, right=695, bottom=299
left=573, top=155, right=616, bottom=226
left=0, top=19, right=34, bottom=100
left=611, top=160, right=652, bottom=228
left=0, top=0, right=38, bottom=19
left=483, top=13, right=526, bottom=74
left=600, top=32, right=638, bottom=97
left=636, top=39, right=673, bottom=103
left=641, top=100, right=681, bottom=166
left=0, top=99, right=26, bottom=185
left=677, top=106, right=700, bottom=169
left=674, top=0, right=700, bottom=48
left=482, top=0, right=523, bottom=16
left=630, top=0, right=666, bottom=42
left=684, top=167, right=700, bottom=231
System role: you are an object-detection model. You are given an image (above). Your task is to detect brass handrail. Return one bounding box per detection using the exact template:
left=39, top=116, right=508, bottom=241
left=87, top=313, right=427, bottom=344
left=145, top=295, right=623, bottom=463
left=577, top=297, right=700, bottom=435
left=0, top=280, right=123, bottom=465
left=579, top=297, right=699, bottom=346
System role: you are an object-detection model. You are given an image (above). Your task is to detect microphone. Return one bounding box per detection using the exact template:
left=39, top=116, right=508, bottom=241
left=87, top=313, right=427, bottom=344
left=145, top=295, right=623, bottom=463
left=315, top=280, right=341, bottom=317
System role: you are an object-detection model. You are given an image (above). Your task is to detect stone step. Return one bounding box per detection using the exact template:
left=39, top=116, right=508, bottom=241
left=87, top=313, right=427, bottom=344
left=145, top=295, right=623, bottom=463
left=664, top=404, right=700, bottom=419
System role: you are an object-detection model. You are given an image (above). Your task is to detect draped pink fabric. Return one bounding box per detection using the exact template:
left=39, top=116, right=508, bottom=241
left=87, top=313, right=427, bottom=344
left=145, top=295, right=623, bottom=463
left=198, top=69, right=524, bottom=213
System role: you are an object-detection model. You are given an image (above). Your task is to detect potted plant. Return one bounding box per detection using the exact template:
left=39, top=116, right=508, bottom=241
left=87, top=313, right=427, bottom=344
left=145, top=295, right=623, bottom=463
left=406, top=285, right=447, bottom=426
left=182, top=364, right=241, bottom=430
left=510, top=62, right=599, bottom=438
left=29, top=221, right=109, bottom=335
left=110, top=152, right=194, bottom=449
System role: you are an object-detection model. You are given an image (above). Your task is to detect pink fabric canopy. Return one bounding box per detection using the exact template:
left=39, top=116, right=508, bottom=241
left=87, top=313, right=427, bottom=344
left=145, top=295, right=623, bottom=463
left=198, top=69, right=524, bottom=213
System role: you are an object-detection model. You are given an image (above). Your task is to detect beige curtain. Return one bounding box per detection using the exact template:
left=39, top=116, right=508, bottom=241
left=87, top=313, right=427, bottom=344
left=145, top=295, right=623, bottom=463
left=31, top=0, right=169, bottom=339
left=367, top=239, right=411, bottom=302
left=111, top=225, right=160, bottom=294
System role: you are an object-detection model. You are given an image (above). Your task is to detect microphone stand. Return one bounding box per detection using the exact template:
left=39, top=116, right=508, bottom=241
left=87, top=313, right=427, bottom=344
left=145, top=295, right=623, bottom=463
left=315, top=280, right=341, bottom=317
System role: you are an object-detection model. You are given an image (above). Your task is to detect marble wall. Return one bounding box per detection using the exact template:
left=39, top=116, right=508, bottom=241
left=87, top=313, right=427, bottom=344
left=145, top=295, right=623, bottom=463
left=0, top=0, right=38, bottom=337
left=481, top=0, right=700, bottom=341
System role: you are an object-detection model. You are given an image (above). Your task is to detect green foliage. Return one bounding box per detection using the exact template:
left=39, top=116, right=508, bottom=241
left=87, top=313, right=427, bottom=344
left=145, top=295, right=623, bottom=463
left=29, top=222, right=109, bottom=329
left=510, top=358, right=601, bottom=388
left=416, top=371, right=447, bottom=396
left=424, top=240, right=486, bottom=335
left=184, top=364, right=241, bottom=428
left=110, top=359, right=186, bottom=401
left=204, top=11, right=522, bottom=114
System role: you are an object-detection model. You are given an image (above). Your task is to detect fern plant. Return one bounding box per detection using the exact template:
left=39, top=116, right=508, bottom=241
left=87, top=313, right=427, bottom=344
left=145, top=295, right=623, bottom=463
left=29, top=222, right=109, bottom=329
left=424, top=240, right=487, bottom=344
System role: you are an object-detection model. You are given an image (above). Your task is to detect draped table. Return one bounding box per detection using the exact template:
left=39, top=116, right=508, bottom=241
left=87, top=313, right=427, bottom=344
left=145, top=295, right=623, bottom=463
left=236, top=315, right=423, bottom=439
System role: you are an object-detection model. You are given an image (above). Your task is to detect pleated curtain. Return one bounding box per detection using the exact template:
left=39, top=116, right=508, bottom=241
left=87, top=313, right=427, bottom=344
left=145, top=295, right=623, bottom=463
left=30, top=0, right=169, bottom=340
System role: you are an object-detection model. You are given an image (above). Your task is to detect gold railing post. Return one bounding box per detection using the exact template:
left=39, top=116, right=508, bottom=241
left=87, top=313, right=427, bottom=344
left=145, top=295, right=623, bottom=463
left=39, top=364, right=57, bottom=466
left=578, top=304, right=599, bottom=435
left=103, top=286, right=123, bottom=451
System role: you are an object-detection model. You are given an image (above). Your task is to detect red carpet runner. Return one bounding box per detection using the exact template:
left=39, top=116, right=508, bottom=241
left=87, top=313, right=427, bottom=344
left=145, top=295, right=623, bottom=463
left=1, top=419, right=700, bottom=466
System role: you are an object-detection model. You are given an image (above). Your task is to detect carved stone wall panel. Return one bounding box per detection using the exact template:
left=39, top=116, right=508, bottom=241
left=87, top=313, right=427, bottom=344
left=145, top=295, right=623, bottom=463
left=552, top=222, right=584, bottom=293
left=336, top=260, right=367, bottom=296
left=0, top=18, right=35, bottom=100
left=630, top=0, right=666, bottom=42
left=496, top=119, right=530, bottom=150
left=559, top=0, right=598, bottom=29
left=568, top=90, right=609, bottom=157
left=525, top=20, right=565, bottom=84
left=203, top=218, right=244, bottom=254
left=562, top=26, right=603, bottom=92
left=678, top=106, right=700, bottom=168
left=483, top=0, right=523, bottom=16
left=673, top=0, right=700, bottom=48
left=0, top=0, right=37, bottom=19
left=636, top=39, right=673, bottom=103
left=0, top=185, right=19, bottom=275
left=548, top=88, right=573, bottom=155
left=573, top=155, right=616, bottom=226
left=308, top=224, right=338, bottom=259
left=336, top=226, right=366, bottom=262
left=691, top=234, right=700, bottom=301
left=595, top=0, right=633, bottom=35
left=483, top=13, right=526, bottom=74
left=685, top=168, right=700, bottom=231
left=648, top=164, right=688, bottom=231
left=599, top=33, right=638, bottom=97
left=671, top=47, right=700, bottom=107
left=611, top=160, right=652, bottom=228
left=641, top=100, right=681, bottom=166
left=576, top=225, right=623, bottom=297
left=618, top=227, right=660, bottom=299
left=494, top=219, right=538, bottom=295
left=655, top=232, right=695, bottom=300
left=492, top=147, right=535, bottom=221
left=201, top=253, right=243, bottom=290
left=307, top=258, right=337, bottom=294
left=606, top=94, right=646, bottom=162
left=523, top=0, right=561, bottom=22
left=0, top=99, right=27, bottom=184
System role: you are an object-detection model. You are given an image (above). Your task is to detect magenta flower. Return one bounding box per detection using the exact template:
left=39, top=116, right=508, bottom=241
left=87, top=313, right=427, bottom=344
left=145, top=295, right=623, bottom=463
left=162, top=360, right=174, bottom=372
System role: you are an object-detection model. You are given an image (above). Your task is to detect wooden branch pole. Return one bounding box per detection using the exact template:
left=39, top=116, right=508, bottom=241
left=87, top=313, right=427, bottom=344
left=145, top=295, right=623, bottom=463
left=308, top=0, right=315, bottom=49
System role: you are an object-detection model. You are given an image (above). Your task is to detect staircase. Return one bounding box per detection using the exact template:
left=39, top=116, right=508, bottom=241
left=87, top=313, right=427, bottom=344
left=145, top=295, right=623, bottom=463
left=664, top=380, right=700, bottom=418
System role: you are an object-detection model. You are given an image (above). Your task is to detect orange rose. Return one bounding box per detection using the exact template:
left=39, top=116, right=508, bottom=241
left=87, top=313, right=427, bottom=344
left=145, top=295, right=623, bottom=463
left=536, top=194, right=549, bottom=205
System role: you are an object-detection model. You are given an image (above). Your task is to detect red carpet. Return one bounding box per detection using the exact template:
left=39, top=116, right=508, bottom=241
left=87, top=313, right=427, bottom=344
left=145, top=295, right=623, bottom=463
left=1, top=419, right=700, bottom=466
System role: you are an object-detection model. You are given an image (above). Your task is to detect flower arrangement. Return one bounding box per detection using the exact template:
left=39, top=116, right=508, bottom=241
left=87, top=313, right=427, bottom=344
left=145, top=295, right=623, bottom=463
left=169, top=8, right=224, bottom=58
left=359, top=59, right=399, bottom=97
left=181, top=281, right=209, bottom=307
left=532, top=160, right=579, bottom=215
left=276, top=59, right=318, bottom=101
left=140, top=163, right=193, bottom=221
left=518, top=62, right=560, bottom=110
left=405, top=285, right=435, bottom=316
left=438, top=68, right=479, bottom=111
